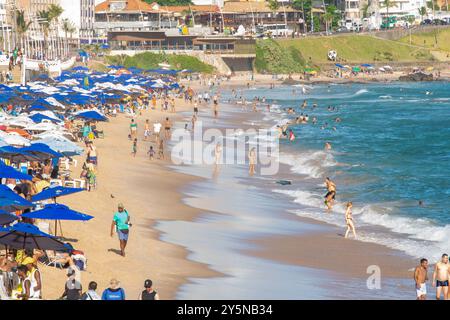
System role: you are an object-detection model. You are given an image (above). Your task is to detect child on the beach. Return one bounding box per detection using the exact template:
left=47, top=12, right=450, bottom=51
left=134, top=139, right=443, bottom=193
left=148, top=146, right=155, bottom=160
left=132, top=138, right=137, bottom=157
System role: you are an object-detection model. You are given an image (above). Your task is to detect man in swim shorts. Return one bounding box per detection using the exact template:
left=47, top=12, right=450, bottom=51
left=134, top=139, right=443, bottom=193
left=433, top=253, right=449, bottom=300
left=414, top=258, right=428, bottom=300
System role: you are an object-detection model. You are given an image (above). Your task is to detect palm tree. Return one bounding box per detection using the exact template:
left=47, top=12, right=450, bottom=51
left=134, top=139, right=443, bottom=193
left=16, top=10, right=32, bottom=55
left=48, top=4, right=63, bottom=59
left=61, top=18, right=75, bottom=57
left=323, top=12, right=334, bottom=34
left=418, top=6, right=427, bottom=22
left=37, top=10, right=51, bottom=58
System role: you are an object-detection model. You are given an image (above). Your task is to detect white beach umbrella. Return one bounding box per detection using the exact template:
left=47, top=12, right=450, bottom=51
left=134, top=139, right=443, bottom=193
left=25, top=122, right=61, bottom=132
left=2, top=133, right=30, bottom=146
left=5, top=116, right=35, bottom=128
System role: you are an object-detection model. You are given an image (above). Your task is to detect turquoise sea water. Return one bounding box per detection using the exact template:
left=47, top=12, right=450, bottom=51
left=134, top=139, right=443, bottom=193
left=228, top=81, right=450, bottom=262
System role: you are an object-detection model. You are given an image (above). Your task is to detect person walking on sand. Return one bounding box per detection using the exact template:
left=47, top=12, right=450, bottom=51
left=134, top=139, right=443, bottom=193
left=432, top=254, right=450, bottom=300
left=144, top=119, right=150, bottom=141
left=213, top=94, right=219, bottom=119
left=414, top=258, right=429, bottom=300
left=344, top=202, right=356, bottom=239
left=215, top=143, right=222, bottom=166
left=324, top=177, right=336, bottom=211
left=110, top=203, right=131, bottom=257
left=138, top=279, right=160, bottom=300
left=248, top=147, right=257, bottom=176
left=158, top=139, right=165, bottom=160
left=164, top=117, right=172, bottom=140
left=130, top=119, right=137, bottom=140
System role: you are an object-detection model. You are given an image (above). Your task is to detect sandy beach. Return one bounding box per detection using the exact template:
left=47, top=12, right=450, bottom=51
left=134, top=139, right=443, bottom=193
left=39, top=99, right=221, bottom=300
left=38, top=79, right=436, bottom=299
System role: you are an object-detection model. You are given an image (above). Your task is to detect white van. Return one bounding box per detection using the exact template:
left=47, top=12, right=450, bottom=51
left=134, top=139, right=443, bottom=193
left=256, top=24, right=293, bottom=37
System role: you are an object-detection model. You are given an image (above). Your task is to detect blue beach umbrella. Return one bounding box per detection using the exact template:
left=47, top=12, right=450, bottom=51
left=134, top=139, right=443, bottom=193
left=0, top=223, right=71, bottom=251
left=32, top=186, right=85, bottom=202
left=0, top=146, right=40, bottom=162
left=29, top=113, right=62, bottom=124
left=31, top=139, right=83, bottom=157
left=335, top=63, right=345, bottom=69
left=0, top=211, right=19, bottom=226
left=72, top=66, right=89, bottom=72
left=22, top=204, right=93, bottom=236
left=0, top=161, right=32, bottom=180
left=21, top=143, right=63, bottom=160
left=22, top=204, right=93, bottom=221
left=74, top=111, right=108, bottom=122
left=0, top=185, right=35, bottom=212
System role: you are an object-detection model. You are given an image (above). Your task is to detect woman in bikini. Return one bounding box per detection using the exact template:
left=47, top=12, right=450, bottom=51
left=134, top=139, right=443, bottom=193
left=344, top=202, right=357, bottom=239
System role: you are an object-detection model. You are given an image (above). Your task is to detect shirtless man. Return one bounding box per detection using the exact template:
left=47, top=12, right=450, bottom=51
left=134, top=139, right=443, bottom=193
left=432, top=254, right=449, bottom=300
left=414, top=258, right=428, bottom=300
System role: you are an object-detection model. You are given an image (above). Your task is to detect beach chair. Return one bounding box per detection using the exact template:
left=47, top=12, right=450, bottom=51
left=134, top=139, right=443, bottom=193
left=42, top=251, right=65, bottom=269
left=50, top=179, right=63, bottom=187
left=74, top=179, right=85, bottom=189
left=64, top=180, right=76, bottom=188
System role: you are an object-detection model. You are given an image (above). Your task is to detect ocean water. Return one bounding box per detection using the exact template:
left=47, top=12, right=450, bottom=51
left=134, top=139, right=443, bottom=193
left=227, top=81, right=450, bottom=263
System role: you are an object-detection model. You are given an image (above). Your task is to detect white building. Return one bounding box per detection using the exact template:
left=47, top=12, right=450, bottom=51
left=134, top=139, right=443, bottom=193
left=378, top=0, right=427, bottom=18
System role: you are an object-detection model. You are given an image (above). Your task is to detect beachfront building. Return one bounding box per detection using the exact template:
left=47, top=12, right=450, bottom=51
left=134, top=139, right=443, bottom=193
left=94, top=0, right=175, bottom=38
left=0, top=0, right=13, bottom=52
left=378, top=0, right=427, bottom=18
left=220, top=1, right=303, bottom=34
left=80, top=0, right=96, bottom=43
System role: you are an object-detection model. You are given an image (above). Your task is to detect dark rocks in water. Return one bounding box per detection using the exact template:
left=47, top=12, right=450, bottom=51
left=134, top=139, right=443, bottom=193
left=276, top=180, right=292, bottom=185
left=399, top=72, right=433, bottom=81
left=282, top=78, right=302, bottom=85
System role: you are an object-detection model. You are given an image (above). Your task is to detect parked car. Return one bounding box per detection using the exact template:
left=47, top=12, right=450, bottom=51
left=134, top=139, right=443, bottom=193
left=421, top=19, right=432, bottom=25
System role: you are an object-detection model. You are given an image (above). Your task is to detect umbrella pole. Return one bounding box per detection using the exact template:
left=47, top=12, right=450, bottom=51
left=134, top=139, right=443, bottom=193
left=54, top=220, right=57, bottom=237
left=58, top=220, right=64, bottom=238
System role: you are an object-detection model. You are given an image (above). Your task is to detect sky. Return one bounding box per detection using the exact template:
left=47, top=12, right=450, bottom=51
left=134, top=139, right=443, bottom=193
left=59, top=0, right=104, bottom=28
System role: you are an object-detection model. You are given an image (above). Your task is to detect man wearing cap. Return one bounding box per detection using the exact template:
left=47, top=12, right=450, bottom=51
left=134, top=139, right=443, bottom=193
left=111, top=203, right=131, bottom=257
left=138, top=279, right=160, bottom=300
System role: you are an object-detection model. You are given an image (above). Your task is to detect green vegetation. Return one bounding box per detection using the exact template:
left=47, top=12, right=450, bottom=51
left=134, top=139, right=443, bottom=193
left=277, top=35, right=434, bottom=64
left=398, top=27, right=450, bottom=52
left=255, top=39, right=307, bottom=74
left=105, top=52, right=214, bottom=73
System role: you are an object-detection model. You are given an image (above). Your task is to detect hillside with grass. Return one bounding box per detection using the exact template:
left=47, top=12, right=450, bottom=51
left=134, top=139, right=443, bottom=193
left=255, top=39, right=308, bottom=74
left=398, top=27, right=450, bottom=52
left=277, top=35, right=434, bottom=64
left=105, top=52, right=215, bottom=73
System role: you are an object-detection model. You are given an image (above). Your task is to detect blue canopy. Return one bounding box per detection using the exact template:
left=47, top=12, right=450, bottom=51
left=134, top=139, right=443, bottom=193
left=0, top=146, right=40, bottom=162
left=22, top=204, right=93, bottom=221
left=31, top=139, right=83, bottom=157
left=0, top=211, right=19, bottom=226
left=27, top=104, right=49, bottom=112
left=0, top=223, right=71, bottom=251
left=29, top=113, right=62, bottom=124
left=72, top=66, right=89, bottom=72
left=361, top=64, right=373, bottom=67
left=0, top=185, right=35, bottom=212
left=32, top=186, right=84, bottom=202
left=74, top=111, right=108, bottom=122
left=21, top=143, right=63, bottom=160
left=0, top=161, right=32, bottom=180
left=335, top=63, right=345, bottom=69
left=107, top=65, right=124, bottom=70
left=147, top=69, right=178, bottom=75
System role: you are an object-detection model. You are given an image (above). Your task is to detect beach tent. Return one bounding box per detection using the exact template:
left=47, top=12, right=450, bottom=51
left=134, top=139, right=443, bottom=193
left=0, top=185, right=35, bottom=212
left=0, top=161, right=32, bottom=180
left=32, top=186, right=84, bottom=202
left=0, top=223, right=70, bottom=251
left=22, top=203, right=93, bottom=236
left=0, top=211, right=18, bottom=226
